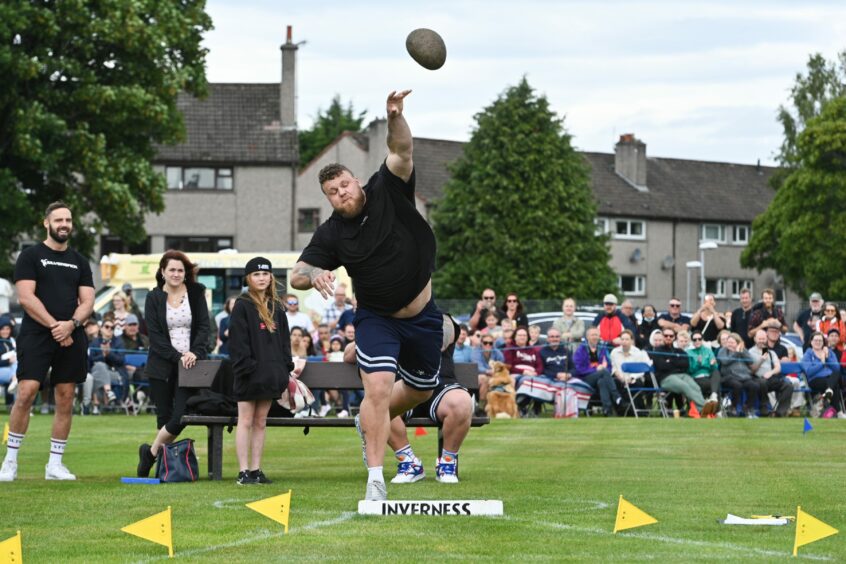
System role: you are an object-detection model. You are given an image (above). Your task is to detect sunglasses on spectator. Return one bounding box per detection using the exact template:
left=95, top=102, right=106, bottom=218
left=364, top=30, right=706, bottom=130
left=483, top=295, right=495, bottom=300
left=287, top=300, right=298, bottom=306
left=506, top=298, right=518, bottom=303
left=669, top=303, right=681, bottom=308
left=103, top=324, right=114, bottom=329
left=663, top=333, right=675, bottom=338
left=482, top=340, right=494, bottom=345
left=604, top=302, right=615, bottom=306
left=692, top=337, right=702, bottom=342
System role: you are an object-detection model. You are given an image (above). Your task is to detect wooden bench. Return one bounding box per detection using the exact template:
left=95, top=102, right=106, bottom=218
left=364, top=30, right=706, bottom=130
left=181, top=362, right=489, bottom=480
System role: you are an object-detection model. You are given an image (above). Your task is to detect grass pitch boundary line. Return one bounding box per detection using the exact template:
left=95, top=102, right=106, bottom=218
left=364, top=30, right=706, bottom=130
left=524, top=518, right=833, bottom=561
left=132, top=511, right=356, bottom=562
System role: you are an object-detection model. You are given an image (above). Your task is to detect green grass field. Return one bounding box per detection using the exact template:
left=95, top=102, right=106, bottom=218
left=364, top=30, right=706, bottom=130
left=1, top=413, right=844, bottom=562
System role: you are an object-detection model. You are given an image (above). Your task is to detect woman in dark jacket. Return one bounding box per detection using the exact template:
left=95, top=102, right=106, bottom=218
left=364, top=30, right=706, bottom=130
left=228, top=257, right=293, bottom=485
left=137, top=250, right=210, bottom=477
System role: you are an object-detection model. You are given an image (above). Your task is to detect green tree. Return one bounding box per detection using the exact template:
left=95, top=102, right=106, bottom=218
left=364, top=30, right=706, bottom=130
left=0, top=0, right=212, bottom=275
left=432, top=78, right=617, bottom=300
left=742, top=51, right=846, bottom=296
left=298, top=95, right=366, bottom=166
left=741, top=96, right=846, bottom=297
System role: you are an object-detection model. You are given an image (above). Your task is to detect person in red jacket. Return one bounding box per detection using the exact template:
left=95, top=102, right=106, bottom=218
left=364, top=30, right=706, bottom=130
left=592, top=294, right=634, bottom=346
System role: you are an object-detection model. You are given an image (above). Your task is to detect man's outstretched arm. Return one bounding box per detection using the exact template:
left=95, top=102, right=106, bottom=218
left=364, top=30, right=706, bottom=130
left=291, top=261, right=335, bottom=299
left=385, top=89, right=413, bottom=182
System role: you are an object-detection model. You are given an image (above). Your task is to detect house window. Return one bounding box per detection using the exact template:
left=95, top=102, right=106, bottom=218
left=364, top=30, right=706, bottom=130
left=297, top=208, right=320, bottom=233
left=729, top=279, right=754, bottom=298
left=614, top=219, right=646, bottom=240
left=595, top=217, right=609, bottom=236
left=100, top=235, right=151, bottom=256
left=165, top=166, right=234, bottom=190
left=618, top=275, right=646, bottom=296
left=164, top=236, right=233, bottom=253
left=731, top=225, right=749, bottom=245
left=700, top=223, right=725, bottom=243
left=705, top=278, right=727, bottom=298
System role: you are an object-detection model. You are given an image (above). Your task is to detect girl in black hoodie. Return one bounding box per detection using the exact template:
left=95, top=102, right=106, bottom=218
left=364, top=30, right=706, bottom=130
left=228, top=257, right=293, bottom=485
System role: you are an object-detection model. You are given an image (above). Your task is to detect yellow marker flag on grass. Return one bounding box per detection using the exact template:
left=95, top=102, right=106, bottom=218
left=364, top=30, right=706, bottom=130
left=246, top=490, right=292, bottom=533
left=0, top=530, right=22, bottom=564
left=793, top=506, right=838, bottom=556
left=2, top=422, right=8, bottom=445
left=614, top=495, right=658, bottom=533
left=121, top=506, right=174, bottom=557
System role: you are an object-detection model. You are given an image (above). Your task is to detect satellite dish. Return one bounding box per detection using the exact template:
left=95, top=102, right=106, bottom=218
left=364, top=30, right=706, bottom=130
left=661, top=256, right=675, bottom=270
left=629, top=248, right=642, bottom=263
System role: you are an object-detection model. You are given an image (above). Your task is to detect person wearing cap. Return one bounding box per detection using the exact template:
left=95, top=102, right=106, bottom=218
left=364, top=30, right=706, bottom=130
left=136, top=250, right=210, bottom=478
left=122, top=313, right=150, bottom=410
left=227, top=257, right=294, bottom=485
left=826, top=327, right=844, bottom=356
left=794, top=292, right=824, bottom=349
left=291, top=91, right=443, bottom=502
left=121, top=283, right=146, bottom=336
left=592, top=294, right=634, bottom=347
left=657, top=298, right=691, bottom=334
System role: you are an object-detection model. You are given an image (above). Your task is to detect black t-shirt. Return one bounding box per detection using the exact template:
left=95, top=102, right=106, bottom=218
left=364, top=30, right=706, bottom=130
left=795, top=307, right=822, bottom=347
left=299, top=163, right=435, bottom=316
left=14, top=243, right=93, bottom=333
left=730, top=306, right=754, bottom=349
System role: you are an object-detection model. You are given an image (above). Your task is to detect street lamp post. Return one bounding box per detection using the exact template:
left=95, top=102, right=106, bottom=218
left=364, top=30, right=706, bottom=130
left=685, top=261, right=702, bottom=308
left=698, top=241, right=718, bottom=303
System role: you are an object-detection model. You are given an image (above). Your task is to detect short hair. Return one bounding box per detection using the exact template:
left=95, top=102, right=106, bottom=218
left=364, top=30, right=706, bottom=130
left=762, top=288, right=775, bottom=298
left=318, top=163, right=353, bottom=190
left=45, top=201, right=70, bottom=218
left=459, top=324, right=469, bottom=334
left=739, top=288, right=752, bottom=296
left=620, top=329, right=634, bottom=340
left=155, top=250, right=197, bottom=288
left=676, top=330, right=690, bottom=340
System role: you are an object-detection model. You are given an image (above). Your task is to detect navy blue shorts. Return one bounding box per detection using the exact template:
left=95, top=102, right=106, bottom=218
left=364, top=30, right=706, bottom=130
left=405, top=383, right=470, bottom=423
left=354, top=298, right=443, bottom=391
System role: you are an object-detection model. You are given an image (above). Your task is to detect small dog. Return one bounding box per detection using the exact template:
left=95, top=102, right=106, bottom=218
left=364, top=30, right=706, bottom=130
left=486, top=361, right=519, bottom=419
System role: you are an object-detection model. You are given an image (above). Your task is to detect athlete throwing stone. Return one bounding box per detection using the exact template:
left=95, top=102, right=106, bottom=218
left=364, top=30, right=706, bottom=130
left=0, top=202, right=94, bottom=481
left=292, top=90, right=442, bottom=501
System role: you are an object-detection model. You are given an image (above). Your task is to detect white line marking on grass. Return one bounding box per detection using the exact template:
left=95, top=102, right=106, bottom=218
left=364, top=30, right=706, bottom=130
left=132, top=512, right=355, bottom=562
left=524, top=519, right=833, bottom=561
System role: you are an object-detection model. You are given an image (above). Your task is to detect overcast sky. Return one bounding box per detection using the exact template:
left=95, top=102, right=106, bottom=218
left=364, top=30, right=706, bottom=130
left=203, top=0, right=846, bottom=165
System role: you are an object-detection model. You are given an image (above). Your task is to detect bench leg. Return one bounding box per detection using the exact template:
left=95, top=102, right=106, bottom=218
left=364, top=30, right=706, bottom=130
left=208, top=425, right=223, bottom=481
left=437, top=426, right=444, bottom=461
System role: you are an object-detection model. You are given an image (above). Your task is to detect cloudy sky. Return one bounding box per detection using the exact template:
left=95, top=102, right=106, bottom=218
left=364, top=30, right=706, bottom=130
left=203, top=0, right=846, bottom=165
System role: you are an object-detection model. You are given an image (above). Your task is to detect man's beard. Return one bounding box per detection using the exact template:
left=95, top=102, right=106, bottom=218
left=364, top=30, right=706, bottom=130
left=48, top=225, right=70, bottom=243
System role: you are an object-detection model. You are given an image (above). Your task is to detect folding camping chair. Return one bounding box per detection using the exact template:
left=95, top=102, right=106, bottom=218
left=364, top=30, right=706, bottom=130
left=620, top=362, right=668, bottom=418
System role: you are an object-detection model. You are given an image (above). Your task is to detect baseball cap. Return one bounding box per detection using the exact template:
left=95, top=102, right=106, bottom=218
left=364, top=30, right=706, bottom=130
left=122, top=282, right=133, bottom=292
left=809, top=292, right=823, bottom=301
left=126, top=314, right=139, bottom=325
left=244, top=256, right=272, bottom=276
left=603, top=294, right=618, bottom=305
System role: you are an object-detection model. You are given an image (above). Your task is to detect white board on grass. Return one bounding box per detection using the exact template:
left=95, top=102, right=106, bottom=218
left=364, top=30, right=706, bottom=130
left=358, top=500, right=503, bottom=516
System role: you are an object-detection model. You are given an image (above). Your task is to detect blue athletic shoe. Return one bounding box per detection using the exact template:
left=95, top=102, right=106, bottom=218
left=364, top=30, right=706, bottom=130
left=354, top=414, right=367, bottom=469
left=391, top=458, right=425, bottom=484
left=435, top=456, right=459, bottom=484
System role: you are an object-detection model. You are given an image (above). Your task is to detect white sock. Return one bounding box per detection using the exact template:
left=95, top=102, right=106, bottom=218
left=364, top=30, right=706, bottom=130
left=367, top=466, right=384, bottom=483
left=395, top=444, right=415, bottom=462
left=48, top=438, right=66, bottom=466
left=4, top=432, right=24, bottom=463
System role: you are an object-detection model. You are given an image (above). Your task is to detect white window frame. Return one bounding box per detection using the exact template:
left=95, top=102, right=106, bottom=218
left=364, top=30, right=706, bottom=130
left=595, top=217, right=609, bottom=236
left=729, top=279, right=754, bottom=299
left=613, top=219, right=646, bottom=240
left=731, top=225, right=749, bottom=245
left=705, top=278, right=727, bottom=298
left=700, top=223, right=725, bottom=243
left=618, top=275, right=646, bottom=296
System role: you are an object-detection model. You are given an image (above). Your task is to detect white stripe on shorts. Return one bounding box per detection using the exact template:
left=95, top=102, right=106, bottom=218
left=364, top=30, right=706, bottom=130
left=356, top=349, right=397, bottom=372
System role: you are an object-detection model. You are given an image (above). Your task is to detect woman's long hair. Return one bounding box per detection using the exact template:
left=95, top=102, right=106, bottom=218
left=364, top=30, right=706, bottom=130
left=245, top=272, right=283, bottom=333
left=155, top=250, right=197, bottom=288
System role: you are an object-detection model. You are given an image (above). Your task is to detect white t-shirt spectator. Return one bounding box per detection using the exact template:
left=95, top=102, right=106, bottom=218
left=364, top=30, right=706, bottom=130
left=286, top=311, right=314, bottom=333
left=0, top=278, right=12, bottom=314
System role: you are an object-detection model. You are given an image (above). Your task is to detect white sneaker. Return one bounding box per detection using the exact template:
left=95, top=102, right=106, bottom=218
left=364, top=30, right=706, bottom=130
left=7, top=378, right=17, bottom=394
left=45, top=463, right=77, bottom=481
left=837, top=411, right=846, bottom=420
left=391, top=458, right=425, bottom=484
left=365, top=479, right=387, bottom=501
left=0, top=460, right=17, bottom=482
left=709, top=392, right=718, bottom=402
left=435, top=457, right=459, bottom=484
left=337, top=409, right=349, bottom=418
left=318, top=404, right=332, bottom=417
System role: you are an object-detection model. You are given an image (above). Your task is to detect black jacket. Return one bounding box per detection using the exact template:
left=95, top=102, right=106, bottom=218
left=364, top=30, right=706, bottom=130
left=648, top=344, right=689, bottom=383
left=144, top=282, right=210, bottom=381
left=228, top=295, right=294, bottom=401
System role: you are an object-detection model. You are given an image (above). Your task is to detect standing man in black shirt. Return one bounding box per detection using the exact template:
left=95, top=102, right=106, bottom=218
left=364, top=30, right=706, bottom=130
left=292, top=90, right=442, bottom=501
left=0, top=202, right=94, bottom=482
left=729, top=288, right=755, bottom=349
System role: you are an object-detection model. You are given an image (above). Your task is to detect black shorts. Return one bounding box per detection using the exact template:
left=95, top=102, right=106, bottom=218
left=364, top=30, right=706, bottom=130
left=16, top=327, right=88, bottom=386
left=405, top=383, right=469, bottom=423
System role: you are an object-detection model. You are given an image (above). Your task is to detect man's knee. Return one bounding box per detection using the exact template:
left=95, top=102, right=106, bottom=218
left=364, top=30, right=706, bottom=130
left=440, top=392, right=473, bottom=422
left=14, top=380, right=40, bottom=406
left=361, top=371, right=395, bottom=402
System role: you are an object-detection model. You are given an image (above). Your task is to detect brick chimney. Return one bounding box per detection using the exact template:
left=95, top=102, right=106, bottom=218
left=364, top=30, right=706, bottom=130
left=280, top=25, right=298, bottom=131
left=614, top=133, right=647, bottom=190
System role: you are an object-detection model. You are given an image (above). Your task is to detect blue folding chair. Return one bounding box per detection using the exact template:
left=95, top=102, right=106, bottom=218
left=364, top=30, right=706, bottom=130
left=620, top=362, right=667, bottom=418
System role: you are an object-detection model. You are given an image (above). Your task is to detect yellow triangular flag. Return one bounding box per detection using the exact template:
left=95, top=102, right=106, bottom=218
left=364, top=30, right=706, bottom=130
left=121, top=506, right=173, bottom=557
left=614, top=495, right=658, bottom=533
left=2, top=423, right=8, bottom=446
left=0, top=530, right=22, bottom=564
left=246, top=490, right=292, bottom=533
left=793, top=506, right=838, bottom=556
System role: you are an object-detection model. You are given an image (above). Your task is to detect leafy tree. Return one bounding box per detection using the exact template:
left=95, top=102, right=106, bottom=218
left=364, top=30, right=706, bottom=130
left=299, top=95, right=366, bottom=166
left=742, top=51, right=846, bottom=296
left=432, top=78, right=617, bottom=300
left=741, top=96, right=846, bottom=297
left=0, top=0, right=212, bottom=276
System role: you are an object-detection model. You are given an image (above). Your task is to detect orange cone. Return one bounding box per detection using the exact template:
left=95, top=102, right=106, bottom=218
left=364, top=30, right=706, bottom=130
left=689, top=402, right=701, bottom=419
left=414, top=427, right=428, bottom=436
